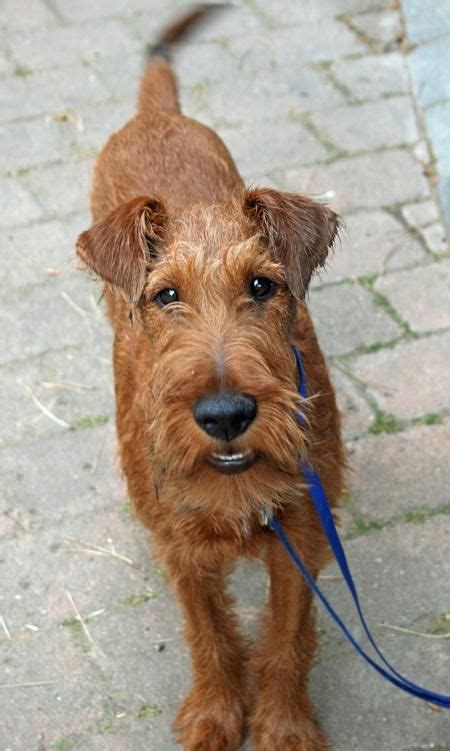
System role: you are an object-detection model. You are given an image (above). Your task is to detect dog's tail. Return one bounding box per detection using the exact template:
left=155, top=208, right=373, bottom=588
left=137, top=4, right=226, bottom=115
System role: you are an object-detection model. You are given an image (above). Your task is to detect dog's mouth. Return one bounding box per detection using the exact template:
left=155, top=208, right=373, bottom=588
left=207, top=448, right=256, bottom=474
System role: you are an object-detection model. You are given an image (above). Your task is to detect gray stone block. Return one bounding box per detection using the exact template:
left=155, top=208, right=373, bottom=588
left=0, top=66, right=111, bottom=124
left=218, top=119, right=327, bottom=182
left=0, top=274, right=108, bottom=365
left=330, top=364, right=374, bottom=439
left=1, top=180, right=42, bottom=227
left=229, top=22, right=366, bottom=69
left=308, top=282, right=402, bottom=356
left=8, top=18, right=141, bottom=71
left=1, top=213, right=88, bottom=289
left=424, top=100, right=450, bottom=174
left=332, top=52, right=409, bottom=100
left=374, top=262, right=450, bottom=333
left=350, top=332, right=450, bottom=419
left=20, top=157, right=94, bottom=217
left=0, top=117, right=79, bottom=173
left=284, top=150, right=430, bottom=213
left=0, top=0, right=56, bottom=31
left=310, top=96, right=419, bottom=153
left=409, top=37, right=450, bottom=108
left=402, top=0, right=450, bottom=44
left=320, top=210, right=426, bottom=283
left=346, top=422, right=450, bottom=523
left=350, top=10, right=402, bottom=50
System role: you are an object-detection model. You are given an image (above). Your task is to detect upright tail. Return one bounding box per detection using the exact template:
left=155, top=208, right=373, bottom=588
left=138, top=4, right=226, bottom=115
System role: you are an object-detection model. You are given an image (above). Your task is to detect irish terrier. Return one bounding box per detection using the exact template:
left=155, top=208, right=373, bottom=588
left=76, top=6, right=345, bottom=750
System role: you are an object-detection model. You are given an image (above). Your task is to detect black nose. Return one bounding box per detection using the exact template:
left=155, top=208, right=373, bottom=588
left=194, top=392, right=257, bottom=442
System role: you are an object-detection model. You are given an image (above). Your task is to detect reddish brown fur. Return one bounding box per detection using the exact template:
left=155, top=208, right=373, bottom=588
left=76, top=9, right=345, bottom=750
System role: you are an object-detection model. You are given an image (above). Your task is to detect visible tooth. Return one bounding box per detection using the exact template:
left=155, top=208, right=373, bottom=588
left=212, top=452, right=248, bottom=462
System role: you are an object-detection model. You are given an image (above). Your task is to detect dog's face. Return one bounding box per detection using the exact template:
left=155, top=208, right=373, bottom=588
left=77, top=189, right=337, bottom=515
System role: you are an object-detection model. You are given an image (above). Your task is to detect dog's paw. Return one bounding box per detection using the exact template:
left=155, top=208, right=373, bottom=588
left=251, top=714, right=331, bottom=751
left=174, top=689, right=246, bottom=751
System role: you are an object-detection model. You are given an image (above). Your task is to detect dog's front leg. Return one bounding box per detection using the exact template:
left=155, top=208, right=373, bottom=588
left=166, top=560, right=249, bottom=751
left=250, top=531, right=330, bottom=751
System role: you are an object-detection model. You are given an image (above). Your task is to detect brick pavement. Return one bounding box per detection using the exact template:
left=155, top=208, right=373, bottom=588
left=1, top=1, right=449, bottom=750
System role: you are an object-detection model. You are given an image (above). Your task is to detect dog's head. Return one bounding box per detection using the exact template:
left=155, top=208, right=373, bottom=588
left=77, top=189, right=338, bottom=515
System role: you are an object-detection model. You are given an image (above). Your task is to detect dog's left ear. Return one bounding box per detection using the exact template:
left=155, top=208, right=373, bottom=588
left=243, top=188, right=338, bottom=298
left=76, top=196, right=167, bottom=303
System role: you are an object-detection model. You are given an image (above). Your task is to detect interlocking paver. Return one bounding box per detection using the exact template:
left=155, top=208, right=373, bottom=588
left=350, top=332, right=450, bottom=420
left=309, top=282, right=402, bottom=356
left=0, top=66, right=111, bottom=123
left=1, top=2, right=449, bottom=750
left=374, top=261, right=450, bottom=333
left=321, top=209, right=426, bottom=282
left=346, top=422, right=450, bottom=523
left=331, top=52, right=409, bottom=100
left=310, top=96, right=419, bottom=153
left=285, top=149, right=430, bottom=213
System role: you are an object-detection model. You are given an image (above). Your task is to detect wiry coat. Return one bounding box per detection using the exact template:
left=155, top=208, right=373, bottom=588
left=77, top=11, right=345, bottom=751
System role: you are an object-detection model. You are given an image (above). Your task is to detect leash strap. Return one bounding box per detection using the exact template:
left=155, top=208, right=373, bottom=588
left=268, top=346, right=450, bottom=708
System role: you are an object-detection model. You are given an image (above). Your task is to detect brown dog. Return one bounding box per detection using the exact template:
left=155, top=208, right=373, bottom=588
left=76, top=7, right=345, bottom=750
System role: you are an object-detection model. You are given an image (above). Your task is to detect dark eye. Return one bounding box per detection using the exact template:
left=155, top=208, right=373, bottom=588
left=249, top=277, right=276, bottom=302
left=155, top=288, right=178, bottom=307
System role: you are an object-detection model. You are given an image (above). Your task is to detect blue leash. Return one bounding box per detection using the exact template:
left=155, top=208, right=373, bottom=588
left=268, top=346, right=450, bottom=709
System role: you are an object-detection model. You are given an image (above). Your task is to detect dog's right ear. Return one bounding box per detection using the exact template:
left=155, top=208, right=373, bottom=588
left=76, top=196, right=167, bottom=303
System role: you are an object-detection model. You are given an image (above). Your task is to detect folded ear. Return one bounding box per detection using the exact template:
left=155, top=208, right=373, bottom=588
left=243, top=188, right=338, bottom=298
left=76, top=196, right=167, bottom=303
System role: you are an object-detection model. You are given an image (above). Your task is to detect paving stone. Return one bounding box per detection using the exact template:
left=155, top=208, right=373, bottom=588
left=308, top=282, right=402, bottom=356
left=419, top=222, right=449, bottom=256
left=330, top=364, right=374, bottom=439
left=0, top=423, right=119, bottom=531
left=0, top=66, right=111, bottom=123
left=424, top=100, right=450, bottom=175
left=312, top=517, right=450, bottom=750
left=409, top=37, right=450, bottom=108
left=374, top=262, right=450, bottom=333
left=320, top=210, right=426, bottom=283
left=20, top=157, right=94, bottom=217
left=8, top=18, right=140, bottom=71
left=350, top=332, right=450, bottom=419
left=401, top=199, right=440, bottom=228
left=254, top=0, right=379, bottom=24
left=0, top=0, right=56, bottom=32
left=346, top=422, right=450, bottom=523
left=0, top=629, right=110, bottom=751
left=1, top=180, right=42, bottom=227
left=229, top=22, right=366, bottom=70
left=89, top=51, right=143, bottom=101
left=69, top=99, right=136, bottom=155
left=0, top=336, right=113, bottom=446
left=350, top=10, right=403, bottom=50
left=203, top=78, right=307, bottom=126
left=0, top=117, right=79, bottom=173
left=331, top=52, right=409, bottom=100
left=1, top=213, right=88, bottom=288
left=0, top=50, right=14, bottom=75
left=310, top=96, right=419, bottom=153
left=402, top=0, right=450, bottom=43
left=0, top=274, right=107, bottom=365
left=52, top=0, right=171, bottom=23
left=218, top=119, right=328, bottom=182
left=285, top=150, right=430, bottom=213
